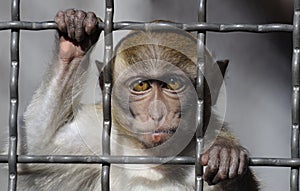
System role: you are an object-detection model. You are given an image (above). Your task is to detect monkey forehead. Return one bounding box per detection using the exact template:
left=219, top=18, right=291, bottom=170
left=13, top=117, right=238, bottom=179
left=114, top=30, right=199, bottom=63
left=113, top=59, right=196, bottom=83
left=112, top=45, right=198, bottom=82
left=111, top=30, right=219, bottom=86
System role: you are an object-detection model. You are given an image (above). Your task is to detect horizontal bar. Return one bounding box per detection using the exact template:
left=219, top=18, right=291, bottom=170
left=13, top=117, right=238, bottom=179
left=0, top=155, right=300, bottom=167
left=0, top=21, right=57, bottom=30
left=0, top=21, right=293, bottom=33
left=116, top=22, right=293, bottom=33
left=249, top=158, right=300, bottom=167
left=0, top=155, right=195, bottom=165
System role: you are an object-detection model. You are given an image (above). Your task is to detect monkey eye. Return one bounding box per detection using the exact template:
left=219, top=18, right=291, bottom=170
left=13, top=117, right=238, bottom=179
left=130, top=80, right=151, bottom=92
left=164, top=78, right=184, bottom=91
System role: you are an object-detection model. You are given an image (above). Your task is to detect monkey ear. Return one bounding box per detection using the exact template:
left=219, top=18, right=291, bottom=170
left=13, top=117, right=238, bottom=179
left=216, top=59, right=229, bottom=77
left=205, top=59, right=229, bottom=106
left=95, top=60, right=105, bottom=91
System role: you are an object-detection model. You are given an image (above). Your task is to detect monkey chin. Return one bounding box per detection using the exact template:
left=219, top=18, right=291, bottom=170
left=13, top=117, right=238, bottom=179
left=139, top=129, right=177, bottom=148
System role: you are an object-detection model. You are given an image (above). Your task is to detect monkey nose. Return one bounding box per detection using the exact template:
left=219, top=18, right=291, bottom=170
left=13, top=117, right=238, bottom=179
left=148, top=100, right=167, bottom=124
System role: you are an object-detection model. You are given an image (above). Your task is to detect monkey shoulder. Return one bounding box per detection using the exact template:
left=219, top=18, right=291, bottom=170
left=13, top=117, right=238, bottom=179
left=55, top=104, right=103, bottom=155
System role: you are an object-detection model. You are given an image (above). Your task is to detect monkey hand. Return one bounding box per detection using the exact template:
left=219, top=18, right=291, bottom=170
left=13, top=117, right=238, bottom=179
left=54, top=9, right=102, bottom=62
left=200, top=136, right=248, bottom=186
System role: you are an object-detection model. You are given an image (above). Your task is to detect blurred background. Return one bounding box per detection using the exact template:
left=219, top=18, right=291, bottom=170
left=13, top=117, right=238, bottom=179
left=0, top=0, right=294, bottom=190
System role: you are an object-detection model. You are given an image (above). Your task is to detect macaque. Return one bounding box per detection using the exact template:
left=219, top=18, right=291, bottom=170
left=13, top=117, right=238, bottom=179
left=12, top=9, right=259, bottom=191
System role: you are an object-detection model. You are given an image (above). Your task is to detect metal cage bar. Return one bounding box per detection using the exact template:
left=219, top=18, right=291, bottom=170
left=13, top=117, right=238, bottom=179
left=195, top=0, right=206, bottom=190
left=0, top=21, right=293, bottom=32
left=101, top=0, right=114, bottom=190
left=1, top=155, right=300, bottom=167
left=291, top=0, right=300, bottom=190
left=8, top=0, right=20, bottom=190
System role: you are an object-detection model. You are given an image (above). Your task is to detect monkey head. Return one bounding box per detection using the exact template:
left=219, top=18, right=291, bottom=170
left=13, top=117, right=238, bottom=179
left=109, top=27, right=228, bottom=156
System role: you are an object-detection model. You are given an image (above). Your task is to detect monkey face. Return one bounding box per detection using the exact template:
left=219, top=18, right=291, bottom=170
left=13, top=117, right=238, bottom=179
left=112, top=53, right=198, bottom=155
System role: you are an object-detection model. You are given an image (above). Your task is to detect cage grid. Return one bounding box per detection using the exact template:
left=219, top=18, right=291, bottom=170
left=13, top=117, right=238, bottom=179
left=0, top=0, right=299, bottom=190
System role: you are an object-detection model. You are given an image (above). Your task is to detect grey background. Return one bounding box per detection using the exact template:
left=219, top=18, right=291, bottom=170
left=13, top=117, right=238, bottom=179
left=0, top=0, right=294, bottom=190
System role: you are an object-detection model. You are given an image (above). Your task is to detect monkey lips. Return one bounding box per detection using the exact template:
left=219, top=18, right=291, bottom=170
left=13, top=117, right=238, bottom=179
left=139, top=128, right=177, bottom=148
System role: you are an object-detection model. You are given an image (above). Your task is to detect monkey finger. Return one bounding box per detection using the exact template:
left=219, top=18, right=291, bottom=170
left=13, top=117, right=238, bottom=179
left=228, top=149, right=239, bottom=179
left=84, top=12, right=99, bottom=35
left=212, top=148, right=230, bottom=184
left=54, top=11, right=67, bottom=33
left=203, top=146, right=221, bottom=185
left=203, top=166, right=215, bottom=185
left=238, top=150, right=248, bottom=175
left=200, top=153, right=209, bottom=166
left=65, top=9, right=76, bottom=40
left=74, top=10, right=86, bottom=42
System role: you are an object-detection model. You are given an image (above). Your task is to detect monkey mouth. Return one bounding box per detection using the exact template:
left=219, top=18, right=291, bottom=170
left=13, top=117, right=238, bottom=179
left=138, top=127, right=177, bottom=148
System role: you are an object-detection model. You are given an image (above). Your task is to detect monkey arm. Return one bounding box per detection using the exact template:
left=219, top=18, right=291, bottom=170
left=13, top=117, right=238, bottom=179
left=23, top=9, right=101, bottom=147
left=23, top=56, right=89, bottom=145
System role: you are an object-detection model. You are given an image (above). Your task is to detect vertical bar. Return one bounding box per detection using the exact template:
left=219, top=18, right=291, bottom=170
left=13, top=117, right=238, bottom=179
left=8, top=0, right=20, bottom=190
left=197, top=0, right=206, bottom=45
left=101, top=0, right=114, bottom=190
left=291, top=0, right=300, bottom=190
left=195, top=0, right=206, bottom=191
